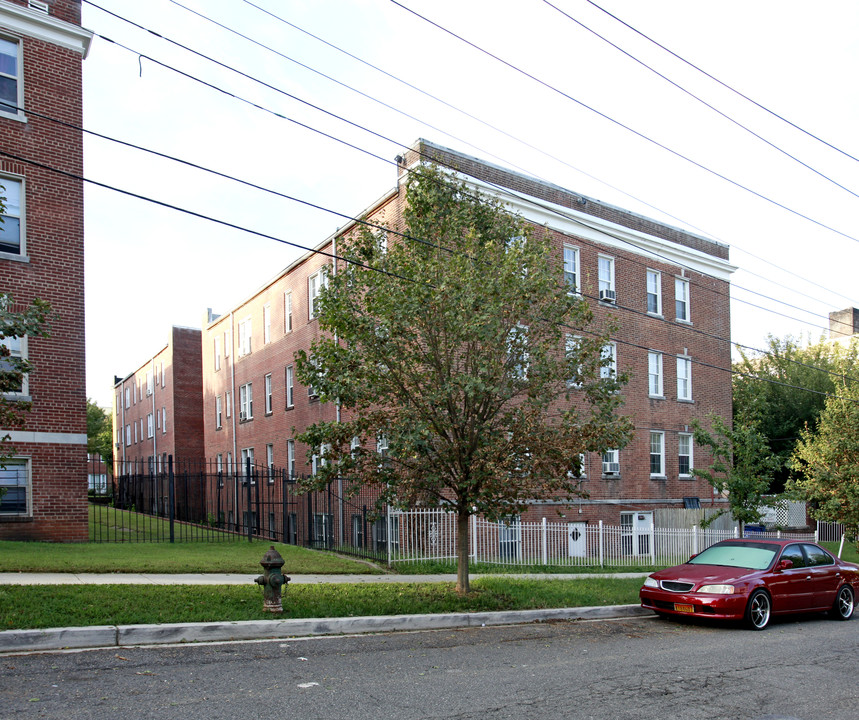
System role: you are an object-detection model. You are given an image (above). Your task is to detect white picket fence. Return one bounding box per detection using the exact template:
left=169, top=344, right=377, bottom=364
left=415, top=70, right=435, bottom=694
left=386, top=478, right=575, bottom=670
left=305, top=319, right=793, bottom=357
left=387, top=508, right=823, bottom=568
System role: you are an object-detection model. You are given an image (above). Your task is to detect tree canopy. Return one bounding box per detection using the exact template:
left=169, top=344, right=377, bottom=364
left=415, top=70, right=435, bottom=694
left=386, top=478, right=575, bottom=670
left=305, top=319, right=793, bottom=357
left=86, top=399, right=113, bottom=469
left=295, top=165, right=633, bottom=592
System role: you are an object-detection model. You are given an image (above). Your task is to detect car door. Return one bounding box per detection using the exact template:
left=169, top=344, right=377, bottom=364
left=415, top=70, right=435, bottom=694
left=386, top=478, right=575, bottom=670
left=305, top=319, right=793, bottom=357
left=768, top=544, right=813, bottom=612
left=802, top=543, right=841, bottom=609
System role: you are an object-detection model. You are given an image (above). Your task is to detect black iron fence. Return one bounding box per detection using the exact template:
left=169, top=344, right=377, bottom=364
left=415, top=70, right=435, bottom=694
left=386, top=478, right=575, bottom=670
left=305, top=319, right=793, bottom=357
left=89, top=456, right=390, bottom=563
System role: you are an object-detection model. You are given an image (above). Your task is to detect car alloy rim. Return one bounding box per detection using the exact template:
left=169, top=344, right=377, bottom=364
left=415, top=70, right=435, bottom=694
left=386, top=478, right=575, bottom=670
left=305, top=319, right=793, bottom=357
left=751, top=594, right=770, bottom=627
left=838, top=588, right=853, bottom=617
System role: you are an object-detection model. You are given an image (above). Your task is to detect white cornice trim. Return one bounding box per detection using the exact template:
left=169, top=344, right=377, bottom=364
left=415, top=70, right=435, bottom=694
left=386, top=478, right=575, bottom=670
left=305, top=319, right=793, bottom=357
left=459, top=174, right=737, bottom=281
left=2, top=430, right=87, bottom=445
left=0, top=2, right=92, bottom=57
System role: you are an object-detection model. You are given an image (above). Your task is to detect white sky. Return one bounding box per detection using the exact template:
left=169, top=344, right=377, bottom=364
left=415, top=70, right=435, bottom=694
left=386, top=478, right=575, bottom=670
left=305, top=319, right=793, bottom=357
left=80, top=0, right=859, bottom=407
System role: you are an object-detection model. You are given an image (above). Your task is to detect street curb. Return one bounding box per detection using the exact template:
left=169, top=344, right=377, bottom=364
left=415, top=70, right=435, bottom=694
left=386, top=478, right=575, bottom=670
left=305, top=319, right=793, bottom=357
left=0, top=604, right=652, bottom=654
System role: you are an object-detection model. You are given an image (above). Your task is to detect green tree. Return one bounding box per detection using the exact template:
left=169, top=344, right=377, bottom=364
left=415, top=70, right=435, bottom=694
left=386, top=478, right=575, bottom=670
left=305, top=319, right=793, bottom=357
left=692, top=380, right=781, bottom=527
left=295, top=165, right=633, bottom=593
left=733, top=335, right=859, bottom=492
left=86, top=398, right=113, bottom=469
left=1, top=293, right=53, bottom=468
left=789, top=379, right=859, bottom=546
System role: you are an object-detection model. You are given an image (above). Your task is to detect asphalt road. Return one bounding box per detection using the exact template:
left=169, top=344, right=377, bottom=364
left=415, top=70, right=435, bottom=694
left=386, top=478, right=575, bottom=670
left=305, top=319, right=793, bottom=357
left=2, top=614, right=856, bottom=719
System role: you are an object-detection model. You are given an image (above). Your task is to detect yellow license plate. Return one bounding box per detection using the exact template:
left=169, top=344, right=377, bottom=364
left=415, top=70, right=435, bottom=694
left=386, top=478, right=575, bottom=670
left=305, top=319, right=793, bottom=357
left=674, top=603, right=694, bottom=613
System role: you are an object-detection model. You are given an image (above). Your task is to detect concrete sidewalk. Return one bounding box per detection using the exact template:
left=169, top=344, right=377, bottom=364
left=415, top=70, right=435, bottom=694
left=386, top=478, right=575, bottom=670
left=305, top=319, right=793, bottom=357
left=0, top=572, right=652, bottom=654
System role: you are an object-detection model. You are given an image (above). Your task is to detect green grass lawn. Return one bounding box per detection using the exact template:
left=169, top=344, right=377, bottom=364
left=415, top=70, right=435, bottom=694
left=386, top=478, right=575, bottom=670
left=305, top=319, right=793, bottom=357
left=0, top=540, right=379, bottom=574
left=0, top=576, right=645, bottom=630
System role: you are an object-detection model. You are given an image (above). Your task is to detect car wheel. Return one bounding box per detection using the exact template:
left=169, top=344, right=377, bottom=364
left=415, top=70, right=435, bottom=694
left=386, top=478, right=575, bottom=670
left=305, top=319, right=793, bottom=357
left=832, top=585, right=854, bottom=621
left=745, top=589, right=771, bottom=630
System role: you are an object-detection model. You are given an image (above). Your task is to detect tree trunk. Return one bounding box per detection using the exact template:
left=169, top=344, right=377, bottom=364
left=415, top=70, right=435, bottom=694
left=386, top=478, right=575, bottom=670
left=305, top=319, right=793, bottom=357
left=456, top=509, right=470, bottom=594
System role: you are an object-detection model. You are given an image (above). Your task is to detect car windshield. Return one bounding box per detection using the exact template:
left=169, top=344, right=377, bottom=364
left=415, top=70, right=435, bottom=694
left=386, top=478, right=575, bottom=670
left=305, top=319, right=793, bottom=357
left=688, top=542, right=779, bottom=570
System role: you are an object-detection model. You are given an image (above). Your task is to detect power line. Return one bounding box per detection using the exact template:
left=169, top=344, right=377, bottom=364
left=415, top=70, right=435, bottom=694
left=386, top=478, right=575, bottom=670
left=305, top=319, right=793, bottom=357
left=541, top=0, right=859, bottom=200
left=583, top=0, right=859, bottom=166
left=389, top=0, right=859, bottom=246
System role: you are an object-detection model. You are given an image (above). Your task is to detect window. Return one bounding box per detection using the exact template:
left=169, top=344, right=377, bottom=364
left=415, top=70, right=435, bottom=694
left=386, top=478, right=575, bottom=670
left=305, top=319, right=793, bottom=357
left=133, top=422, right=138, bottom=444
left=647, top=351, right=663, bottom=397
left=160, top=362, right=165, bottom=388
left=225, top=390, right=232, bottom=418
left=226, top=451, right=233, bottom=475
left=563, top=245, right=579, bottom=294
left=216, top=454, right=224, bottom=487
left=600, top=342, right=617, bottom=380
left=602, top=449, right=619, bottom=475
left=238, top=317, right=252, bottom=356
left=214, top=337, right=221, bottom=371
left=565, top=334, right=582, bottom=387
left=145, top=372, right=153, bottom=396
left=266, top=444, right=275, bottom=483
left=264, top=373, right=272, bottom=414
left=125, top=424, right=131, bottom=447
left=125, top=387, right=130, bottom=409
left=284, top=292, right=293, bottom=333
left=156, top=410, right=160, bottom=430
left=646, top=270, right=661, bottom=315
left=224, top=330, right=231, bottom=358
left=308, top=267, right=328, bottom=319
left=377, top=434, right=389, bottom=467
left=350, top=436, right=360, bottom=458
left=286, top=439, right=295, bottom=479
left=675, top=277, right=690, bottom=322
left=215, top=395, right=222, bottom=429
left=0, top=335, right=26, bottom=394
left=0, top=458, right=29, bottom=515
left=677, top=356, right=692, bottom=401
left=507, top=324, right=528, bottom=380
left=678, top=433, right=693, bottom=477
left=146, top=413, right=154, bottom=438
left=162, top=407, right=167, bottom=433
left=0, top=38, right=21, bottom=117
left=0, top=176, right=23, bottom=255
left=240, top=447, right=255, bottom=478
left=239, top=382, right=253, bottom=421
left=650, top=431, right=665, bottom=477
left=285, top=365, right=294, bottom=408
left=598, top=255, right=615, bottom=301
left=263, top=304, right=271, bottom=345
left=569, top=452, right=586, bottom=480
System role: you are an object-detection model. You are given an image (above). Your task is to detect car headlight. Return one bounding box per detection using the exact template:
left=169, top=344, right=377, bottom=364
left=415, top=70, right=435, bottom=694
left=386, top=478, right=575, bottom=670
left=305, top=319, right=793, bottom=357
left=698, top=584, right=735, bottom=595
left=643, top=576, right=659, bottom=589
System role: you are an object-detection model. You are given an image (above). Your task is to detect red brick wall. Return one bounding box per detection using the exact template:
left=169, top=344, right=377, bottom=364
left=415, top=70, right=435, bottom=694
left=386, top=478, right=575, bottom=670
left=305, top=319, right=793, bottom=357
left=0, top=6, right=88, bottom=540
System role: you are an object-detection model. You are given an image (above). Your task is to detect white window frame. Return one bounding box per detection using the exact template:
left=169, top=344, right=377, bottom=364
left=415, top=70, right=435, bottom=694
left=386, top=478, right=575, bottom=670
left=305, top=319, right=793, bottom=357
left=563, top=244, right=579, bottom=295
left=650, top=431, right=666, bottom=478
left=675, top=277, right=690, bottom=322
left=215, top=395, right=222, bottom=429
left=507, top=324, right=529, bottom=381
left=646, top=270, right=662, bottom=316
left=600, top=342, right=617, bottom=380
left=146, top=413, right=154, bottom=438
left=0, top=174, right=24, bottom=257
left=133, top=422, right=138, bottom=444
left=648, top=351, right=663, bottom=397
left=124, top=387, right=130, bottom=409
left=565, top=334, right=583, bottom=388
left=162, top=407, right=166, bottom=433
left=285, top=365, right=294, bottom=408
left=266, top=443, right=275, bottom=483
left=287, top=439, right=295, bottom=478
left=239, top=382, right=253, bottom=421
left=284, top=291, right=293, bottom=333
left=240, top=447, right=255, bottom=478
left=224, top=330, right=231, bottom=358
left=145, top=372, right=153, bottom=396
left=238, top=316, right=252, bottom=356
left=677, top=356, right=692, bottom=401
left=0, top=37, right=23, bottom=120
left=225, top=390, right=232, bottom=418
left=602, top=449, right=619, bottom=476
left=263, top=304, right=271, bottom=345
left=264, top=373, right=272, bottom=414
left=214, top=337, right=221, bottom=371
left=598, top=255, right=615, bottom=297
left=125, top=424, right=131, bottom=447
left=308, top=267, right=328, bottom=319
left=0, top=334, right=27, bottom=396
left=0, top=457, right=30, bottom=516
left=678, top=433, right=693, bottom=477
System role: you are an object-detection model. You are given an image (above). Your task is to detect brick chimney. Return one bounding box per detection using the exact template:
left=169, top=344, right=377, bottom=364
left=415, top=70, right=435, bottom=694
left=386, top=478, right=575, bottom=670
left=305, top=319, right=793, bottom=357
left=829, top=307, right=859, bottom=340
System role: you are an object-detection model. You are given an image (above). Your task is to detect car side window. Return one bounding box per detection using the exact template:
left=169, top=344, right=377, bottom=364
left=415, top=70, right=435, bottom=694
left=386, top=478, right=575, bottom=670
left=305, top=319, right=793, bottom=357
left=802, top=544, right=834, bottom=567
left=780, top=544, right=806, bottom=568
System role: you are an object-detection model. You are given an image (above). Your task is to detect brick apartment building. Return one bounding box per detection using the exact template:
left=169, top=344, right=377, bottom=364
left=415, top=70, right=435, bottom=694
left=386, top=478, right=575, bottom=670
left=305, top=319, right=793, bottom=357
left=112, top=326, right=204, bottom=477
left=196, top=139, right=735, bottom=543
left=0, top=0, right=91, bottom=541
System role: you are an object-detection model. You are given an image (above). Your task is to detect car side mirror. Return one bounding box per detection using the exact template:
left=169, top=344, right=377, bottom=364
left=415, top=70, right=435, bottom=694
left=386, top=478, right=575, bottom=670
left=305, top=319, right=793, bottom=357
left=777, top=559, right=793, bottom=570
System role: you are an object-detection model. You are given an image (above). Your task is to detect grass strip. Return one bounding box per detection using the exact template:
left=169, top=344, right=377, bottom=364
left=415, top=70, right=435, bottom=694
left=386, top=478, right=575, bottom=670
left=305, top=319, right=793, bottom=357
left=0, top=577, right=644, bottom=630
left=0, top=541, right=378, bottom=575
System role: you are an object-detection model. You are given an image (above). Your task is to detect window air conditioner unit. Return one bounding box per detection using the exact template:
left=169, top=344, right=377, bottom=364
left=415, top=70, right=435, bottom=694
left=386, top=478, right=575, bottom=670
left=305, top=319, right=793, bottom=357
left=308, top=387, right=319, bottom=400
left=239, top=411, right=247, bottom=422
left=603, top=462, right=620, bottom=474
left=599, top=289, right=617, bottom=303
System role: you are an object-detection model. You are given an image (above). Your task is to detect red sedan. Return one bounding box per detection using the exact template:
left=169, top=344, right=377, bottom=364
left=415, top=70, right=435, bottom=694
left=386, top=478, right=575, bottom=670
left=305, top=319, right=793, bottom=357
left=640, top=538, right=858, bottom=630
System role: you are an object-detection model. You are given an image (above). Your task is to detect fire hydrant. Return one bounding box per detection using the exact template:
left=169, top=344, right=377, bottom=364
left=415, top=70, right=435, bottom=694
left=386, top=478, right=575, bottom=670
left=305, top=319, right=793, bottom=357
left=254, top=546, right=289, bottom=613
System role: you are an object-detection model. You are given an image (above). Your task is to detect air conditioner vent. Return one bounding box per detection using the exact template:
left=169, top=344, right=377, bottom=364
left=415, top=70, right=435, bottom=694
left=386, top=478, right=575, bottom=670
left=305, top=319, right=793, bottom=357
left=599, top=289, right=617, bottom=303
